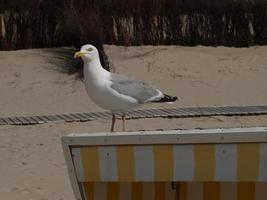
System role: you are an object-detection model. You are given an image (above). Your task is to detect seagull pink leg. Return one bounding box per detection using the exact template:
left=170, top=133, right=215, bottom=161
left=111, top=114, right=116, bottom=132
left=122, top=113, right=126, bottom=132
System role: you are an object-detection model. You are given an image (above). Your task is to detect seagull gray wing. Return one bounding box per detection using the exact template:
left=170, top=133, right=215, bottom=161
left=110, top=73, right=162, bottom=104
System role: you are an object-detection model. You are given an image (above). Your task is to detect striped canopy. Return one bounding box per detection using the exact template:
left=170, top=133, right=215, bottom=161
left=72, top=143, right=267, bottom=182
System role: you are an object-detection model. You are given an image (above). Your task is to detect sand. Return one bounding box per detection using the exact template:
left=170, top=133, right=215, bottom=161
left=0, top=45, right=267, bottom=199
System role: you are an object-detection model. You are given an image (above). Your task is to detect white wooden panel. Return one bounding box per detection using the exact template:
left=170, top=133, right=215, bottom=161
left=258, top=143, right=267, bottom=181
left=98, top=146, right=118, bottom=181
left=173, top=145, right=194, bottom=181
left=215, top=144, right=237, bottom=181
left=134, top=146, right=154, bottom=181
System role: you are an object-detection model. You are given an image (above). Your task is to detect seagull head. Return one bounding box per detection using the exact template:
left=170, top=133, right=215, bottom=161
left=74, top=44, right=99, bottom=62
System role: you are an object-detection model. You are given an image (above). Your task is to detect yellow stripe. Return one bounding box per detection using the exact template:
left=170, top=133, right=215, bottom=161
left=83, top=182, right=94, bottom=200
left=165, top=182, right=176, bottom=200
left=142, top=182, right=154, bottom=200
left=81, top=147, right=100, bottom=181
left=237, top=182, right=255, bottom=200
left=116, top=146, right=135, bottom=181
left=237, top=144, right=259, bottom=181
left=194, top=145, right=215, bottom=181
left=155, top=182, right=165, bottom=200
left=176, top=182, right=187, bottom=200
left=203, top=182, right=220, bottom=200
left=132, top=182, right=143, bottom=200
left=107, top=182, right=119, bottom=200
left=154, top=145, right=174, bottom=181
left=220, top=182, right=236, bottom=200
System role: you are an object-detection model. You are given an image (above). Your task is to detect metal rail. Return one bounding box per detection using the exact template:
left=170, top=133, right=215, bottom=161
left=1, top=105, right=267, bottom=126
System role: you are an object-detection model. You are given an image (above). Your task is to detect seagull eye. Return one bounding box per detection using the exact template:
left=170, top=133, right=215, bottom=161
left=86, top=47, right=93, bottom=51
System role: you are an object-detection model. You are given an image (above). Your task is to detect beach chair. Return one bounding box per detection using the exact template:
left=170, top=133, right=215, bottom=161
left=62, top=127, right=267, bottom=200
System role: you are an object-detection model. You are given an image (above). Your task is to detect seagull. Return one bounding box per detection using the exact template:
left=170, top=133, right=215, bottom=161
left=74, top=44, right=177, bottom=132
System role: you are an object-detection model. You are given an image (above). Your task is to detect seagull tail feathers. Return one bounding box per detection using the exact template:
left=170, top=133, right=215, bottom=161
left=152, top=94, right=178, bottom=103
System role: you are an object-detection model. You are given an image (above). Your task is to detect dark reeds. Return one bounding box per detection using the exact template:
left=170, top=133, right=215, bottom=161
left=0, top=0, right=110, bottom=71
left=0, top=0, right=267, bottom=50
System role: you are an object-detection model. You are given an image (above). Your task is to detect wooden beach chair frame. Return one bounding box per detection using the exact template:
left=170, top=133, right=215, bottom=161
left=62, top=127, right=267, bottom=200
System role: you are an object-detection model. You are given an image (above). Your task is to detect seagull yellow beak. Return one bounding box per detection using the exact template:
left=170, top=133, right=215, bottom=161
left=74, top=51, right=84, bottom=59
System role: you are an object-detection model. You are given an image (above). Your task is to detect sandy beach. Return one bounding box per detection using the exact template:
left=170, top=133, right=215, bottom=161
left=0, top=45, right=267, bottom=199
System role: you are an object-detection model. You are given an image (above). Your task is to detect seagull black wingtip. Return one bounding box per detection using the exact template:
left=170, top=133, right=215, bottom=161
left=152, top=94, right=178, bottom=103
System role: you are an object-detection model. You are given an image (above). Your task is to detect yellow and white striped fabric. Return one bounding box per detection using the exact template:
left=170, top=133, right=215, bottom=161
left=72, top=143, right=267, bottom=182
left=81, top=182, right=267, bottom=200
